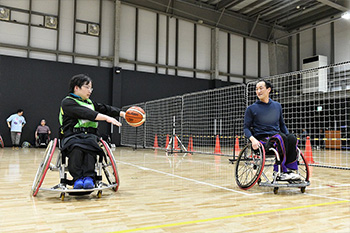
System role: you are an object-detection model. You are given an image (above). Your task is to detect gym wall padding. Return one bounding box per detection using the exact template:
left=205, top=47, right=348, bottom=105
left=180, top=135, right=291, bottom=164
left=0, top=55, right=236, bottom=146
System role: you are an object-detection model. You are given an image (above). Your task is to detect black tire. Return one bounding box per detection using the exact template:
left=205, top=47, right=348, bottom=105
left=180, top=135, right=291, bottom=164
left=235, top=143, right=265, bottom=190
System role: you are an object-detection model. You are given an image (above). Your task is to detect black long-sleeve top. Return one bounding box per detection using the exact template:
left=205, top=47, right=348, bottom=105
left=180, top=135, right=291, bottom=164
left=60, top=93, right=121, bottom=138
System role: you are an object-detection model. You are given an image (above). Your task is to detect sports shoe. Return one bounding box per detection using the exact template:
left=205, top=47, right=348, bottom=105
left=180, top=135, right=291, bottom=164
left=74, top=178, right=84, bottom=189
left=83, top=177, right=95, bottom=189
left=286, top=169, right=302, bottom=180
left=288, top=172, right=301, bottom=180
left=277, top=172, right=301, bottom=181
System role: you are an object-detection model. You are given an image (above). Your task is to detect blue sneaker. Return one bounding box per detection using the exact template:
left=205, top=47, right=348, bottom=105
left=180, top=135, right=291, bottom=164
left=74, top=178, right=84, bottom=189
left=83, top=177, right=95, bottom=189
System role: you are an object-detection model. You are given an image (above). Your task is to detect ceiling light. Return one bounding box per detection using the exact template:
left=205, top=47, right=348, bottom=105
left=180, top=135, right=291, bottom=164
left=87, top=23, right=100, bottom=36
left=341, top=11, right=350, bottom=20
left=44, top=16, right=58, bottom=29
left=0, top=7, right=10, bottom=21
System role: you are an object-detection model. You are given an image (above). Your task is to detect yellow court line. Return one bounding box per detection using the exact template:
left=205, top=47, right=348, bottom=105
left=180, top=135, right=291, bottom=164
left=111, top=200, right=349, bottom=233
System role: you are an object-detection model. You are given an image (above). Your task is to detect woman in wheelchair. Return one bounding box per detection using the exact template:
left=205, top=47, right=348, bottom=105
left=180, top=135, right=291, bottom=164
left=244, top=79, right=300, bottom=181
left=59, top=74, right=125, bottom=189
left=35, top=119, right=51, bottom=147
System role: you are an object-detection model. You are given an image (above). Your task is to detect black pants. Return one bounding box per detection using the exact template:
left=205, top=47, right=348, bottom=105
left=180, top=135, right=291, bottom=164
left=38, top=133, right=48, bottom=144
left=67, top=147, right=97, bottom=180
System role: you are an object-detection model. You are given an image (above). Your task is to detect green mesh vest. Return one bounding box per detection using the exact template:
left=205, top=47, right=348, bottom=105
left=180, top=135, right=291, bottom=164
left=59, top=96, right=98, bottom=133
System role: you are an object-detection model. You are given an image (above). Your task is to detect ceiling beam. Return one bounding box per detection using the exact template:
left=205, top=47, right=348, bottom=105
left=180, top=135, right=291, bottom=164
left=316, top=0, right=349, bottom=12
left=119, top=0, right=286, bottom=42
left=216, top=0, right=243, bottom=11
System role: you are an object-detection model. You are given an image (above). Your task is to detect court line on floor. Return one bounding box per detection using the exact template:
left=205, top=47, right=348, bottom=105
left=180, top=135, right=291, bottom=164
left=119, top=160, right=350, bottom=201
left=111, top=199, right=349, bottom=233
left=118, top=161, right=249, bottom=195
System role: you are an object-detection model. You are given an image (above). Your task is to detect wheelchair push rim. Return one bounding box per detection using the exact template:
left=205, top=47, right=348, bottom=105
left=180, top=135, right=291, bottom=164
left=32, top=138, right=57, bottom=196
left=235, top=142, right=265, bottom=190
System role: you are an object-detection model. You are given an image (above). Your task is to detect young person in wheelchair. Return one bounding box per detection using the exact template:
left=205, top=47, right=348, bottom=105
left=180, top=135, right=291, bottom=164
left=243, top=79, right=301, bottom=181
left=59, top=74, right=125, bottom=189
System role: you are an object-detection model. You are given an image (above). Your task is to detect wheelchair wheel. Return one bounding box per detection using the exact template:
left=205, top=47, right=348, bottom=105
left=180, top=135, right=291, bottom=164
left=297, top=149, right=310, bottom=182
left=235, top=143, right=265, bottom=190
left=0, top=135, right=4, bottom=148
left=32, top=139, right=58, bottom=196
left=100, top=139, right=120, bottom=192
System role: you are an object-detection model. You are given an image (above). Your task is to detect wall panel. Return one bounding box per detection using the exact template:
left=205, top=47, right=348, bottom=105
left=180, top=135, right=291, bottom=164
left=0, top=0, right=29, bottom=9
left=120, top=4, right=136, bottom=61
left=32, top=0, right=58, bottom=15
left=76, top=0, right=100, bottom=22
left=167, top=17, right=177, bottom=76
left=75, top=34, right=99, bottom=55
left=137, top=9, right=156, bottom=73
left=178, top=19, right=194, bottom=78
left=260, top=42, right=269, bottom=77
left=230, top=34, right=243, bottom=76
left=100, top=0, right=115, bottom=57
left=334, top=20, right=350, bottom=64
left=299, top=30, right=313, bottom=66
left=30, top=27, right=57, bottom=50
left=316, top=24, right=331, bottom=63
left=246, top=38, right=258, bottom=77
left=0, top=23, right=28, bottom=46
left=157, top=14, right=167, bottom=74
left=196, top=24, right=211, bottom=79
left=218, top=31, right=228, bottom=81
left=59, top=0, right=74, bottom=52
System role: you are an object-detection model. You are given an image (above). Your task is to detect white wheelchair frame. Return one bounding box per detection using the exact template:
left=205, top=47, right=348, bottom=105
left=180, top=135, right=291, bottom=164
left=32, top=138, right=120, bottom=200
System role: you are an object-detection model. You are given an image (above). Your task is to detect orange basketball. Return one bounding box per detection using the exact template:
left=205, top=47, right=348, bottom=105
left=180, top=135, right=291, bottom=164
left=125, top=106, right=146, bottom=127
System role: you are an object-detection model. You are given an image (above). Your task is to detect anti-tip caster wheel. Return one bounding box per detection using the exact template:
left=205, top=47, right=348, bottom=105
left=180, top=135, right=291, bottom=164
left=97, top=190, right=102, bottom=198
left=273, top=187, right=279, bottom=194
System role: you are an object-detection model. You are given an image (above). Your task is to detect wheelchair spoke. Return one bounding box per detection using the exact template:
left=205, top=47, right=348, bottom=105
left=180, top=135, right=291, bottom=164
left=235, top=143, right=265, bottom=190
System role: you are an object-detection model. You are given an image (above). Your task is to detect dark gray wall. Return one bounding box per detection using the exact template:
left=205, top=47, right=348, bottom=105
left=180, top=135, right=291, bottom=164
left=0, top=55, right=236, bottom=147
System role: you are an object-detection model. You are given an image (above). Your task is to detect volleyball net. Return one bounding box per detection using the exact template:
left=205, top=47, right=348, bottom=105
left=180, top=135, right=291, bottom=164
left=121, top=61, right=350, bottom=169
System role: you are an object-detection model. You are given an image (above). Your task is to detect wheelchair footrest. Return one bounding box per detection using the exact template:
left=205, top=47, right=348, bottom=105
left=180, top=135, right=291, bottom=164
left=259, top=180, right=310, bottom=188
left=39, top=182, right=118, bottom=193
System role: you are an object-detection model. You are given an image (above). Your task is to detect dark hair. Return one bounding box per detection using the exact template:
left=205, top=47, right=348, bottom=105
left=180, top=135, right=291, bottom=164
left=257, top=79, right=273, bottom=92
left=17, top=109, right=23, bottom=113
left=69, top=74, right=92, bottom=93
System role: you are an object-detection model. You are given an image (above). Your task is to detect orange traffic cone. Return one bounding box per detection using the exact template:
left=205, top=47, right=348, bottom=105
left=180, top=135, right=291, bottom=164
left=234, top=136, right=240, bottom=156
left=187, top=136, right=194, bottom=152
left=165, top=134, right=170, bottom=148
left=214, top=135, right=222, bottom=154
left=304, top=136, right=315, bottom=164
left=153, top=134, right=159, bottom=148
left=174, top=135, right=179, bottom=150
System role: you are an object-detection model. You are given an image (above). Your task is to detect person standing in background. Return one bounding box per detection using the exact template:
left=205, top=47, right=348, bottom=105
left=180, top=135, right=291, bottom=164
left=7, top=109, right=26, bottom=149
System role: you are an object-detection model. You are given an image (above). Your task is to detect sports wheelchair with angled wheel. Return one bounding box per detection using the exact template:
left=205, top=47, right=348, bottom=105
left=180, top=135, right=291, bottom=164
left=235, top=142, right=310, bottom=194
left=32, top=138, right=120, bottom=200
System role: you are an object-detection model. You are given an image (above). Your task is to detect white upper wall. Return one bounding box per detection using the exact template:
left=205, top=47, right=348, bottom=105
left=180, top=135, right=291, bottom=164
left=0, top=0, right=275, bottom=80
left=291, top=17, right=350, bottom=70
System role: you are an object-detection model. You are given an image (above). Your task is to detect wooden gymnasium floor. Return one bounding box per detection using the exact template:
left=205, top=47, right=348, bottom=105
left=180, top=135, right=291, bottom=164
left=0, top=146, right=349, bottom=233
